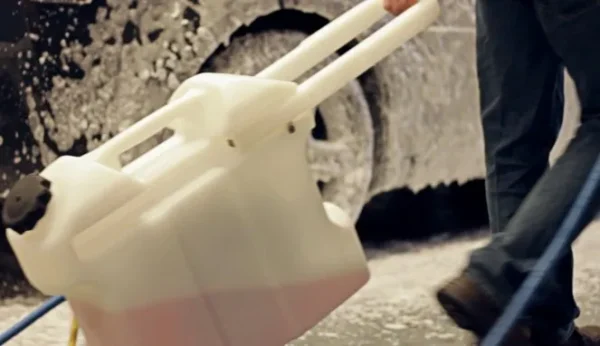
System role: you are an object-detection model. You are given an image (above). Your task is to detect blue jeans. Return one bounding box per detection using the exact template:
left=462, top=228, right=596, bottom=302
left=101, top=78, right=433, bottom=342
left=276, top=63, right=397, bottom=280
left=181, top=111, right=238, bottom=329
left=466, top=0, right=600, bottom=343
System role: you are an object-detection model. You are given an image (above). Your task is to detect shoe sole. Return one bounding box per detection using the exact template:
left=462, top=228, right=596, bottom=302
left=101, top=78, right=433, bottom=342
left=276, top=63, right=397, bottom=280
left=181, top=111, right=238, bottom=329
left=437, top=287, right=532, bottom=345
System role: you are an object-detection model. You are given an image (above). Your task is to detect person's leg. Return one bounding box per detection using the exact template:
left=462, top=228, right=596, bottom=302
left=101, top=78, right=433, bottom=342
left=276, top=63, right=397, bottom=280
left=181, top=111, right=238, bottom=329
left=472, top=0, right=577, bottom=338
left=457, top=1, right=600, bottom=343
left=478, top=1, right=564, bottom=236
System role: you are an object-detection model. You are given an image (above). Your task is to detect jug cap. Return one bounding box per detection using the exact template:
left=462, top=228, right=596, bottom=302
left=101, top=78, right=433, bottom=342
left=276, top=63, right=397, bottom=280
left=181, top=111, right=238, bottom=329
left=2, top=174, right=52, bottom=234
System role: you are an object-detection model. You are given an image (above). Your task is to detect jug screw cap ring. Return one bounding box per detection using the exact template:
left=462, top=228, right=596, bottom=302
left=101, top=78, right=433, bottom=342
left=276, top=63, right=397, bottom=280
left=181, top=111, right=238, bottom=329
left=2, top=174, right=52, bottom=234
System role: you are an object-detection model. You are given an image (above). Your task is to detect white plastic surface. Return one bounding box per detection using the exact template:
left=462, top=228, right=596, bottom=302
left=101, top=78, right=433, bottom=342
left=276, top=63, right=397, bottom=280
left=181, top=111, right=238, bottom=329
left=7, top=1, right=440, bottom=345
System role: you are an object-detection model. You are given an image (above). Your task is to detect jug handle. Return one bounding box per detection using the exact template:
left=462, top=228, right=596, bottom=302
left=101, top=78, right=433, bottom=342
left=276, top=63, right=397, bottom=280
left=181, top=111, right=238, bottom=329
left=256, top=0, right=390, bottom=82
left=84, top=89, right=208, bottom=169
left=260, top=0, right=440, bottom=120
left=257, top=0, right=439, bottom=83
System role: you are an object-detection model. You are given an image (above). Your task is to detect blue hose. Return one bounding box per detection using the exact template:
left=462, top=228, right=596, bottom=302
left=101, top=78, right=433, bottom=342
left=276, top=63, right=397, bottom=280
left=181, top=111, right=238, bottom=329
left=0, top=295, right=66, bottom=345
left=481, top=153, right=600, bottom=346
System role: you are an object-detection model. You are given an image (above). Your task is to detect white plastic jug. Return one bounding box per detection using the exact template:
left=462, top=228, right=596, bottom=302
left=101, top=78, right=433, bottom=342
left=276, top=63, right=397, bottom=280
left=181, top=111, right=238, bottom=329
left=4, top=0, right=440, bottom=345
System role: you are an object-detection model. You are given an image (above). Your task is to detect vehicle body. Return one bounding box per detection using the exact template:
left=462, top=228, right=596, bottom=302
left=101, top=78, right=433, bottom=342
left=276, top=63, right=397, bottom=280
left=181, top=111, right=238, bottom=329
left=0, top=0, right=580, bottom=222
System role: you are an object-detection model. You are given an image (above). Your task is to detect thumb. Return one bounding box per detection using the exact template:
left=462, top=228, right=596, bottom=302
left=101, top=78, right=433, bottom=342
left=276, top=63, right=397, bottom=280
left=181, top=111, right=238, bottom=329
left=383, top=0, right=403, bottom=13
left=384, top=0, right=413, bottom=16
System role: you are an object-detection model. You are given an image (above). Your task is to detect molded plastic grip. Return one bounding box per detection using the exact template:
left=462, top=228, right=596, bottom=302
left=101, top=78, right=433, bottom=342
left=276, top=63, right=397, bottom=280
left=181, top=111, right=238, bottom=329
left=257, top=0, right=439, bottom=87
left=84, top=89, right=208, bottom=169
left=277, top=0, right=440, bottom=119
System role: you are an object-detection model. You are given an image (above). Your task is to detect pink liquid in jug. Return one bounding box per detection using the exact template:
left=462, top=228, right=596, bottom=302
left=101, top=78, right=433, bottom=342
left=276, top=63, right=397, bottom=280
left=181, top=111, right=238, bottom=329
left=70, top=269, right=368, bottom=346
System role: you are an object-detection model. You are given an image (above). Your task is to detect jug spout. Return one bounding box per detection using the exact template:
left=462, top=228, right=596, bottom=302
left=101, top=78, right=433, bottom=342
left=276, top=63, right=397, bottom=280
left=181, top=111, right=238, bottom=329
left=5, top=155, right=145, bottom=295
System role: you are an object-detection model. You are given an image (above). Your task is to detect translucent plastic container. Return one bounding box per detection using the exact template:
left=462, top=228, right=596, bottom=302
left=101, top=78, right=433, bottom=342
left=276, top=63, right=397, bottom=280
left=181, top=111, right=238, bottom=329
left=6, top=0, right=440, bottom=345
